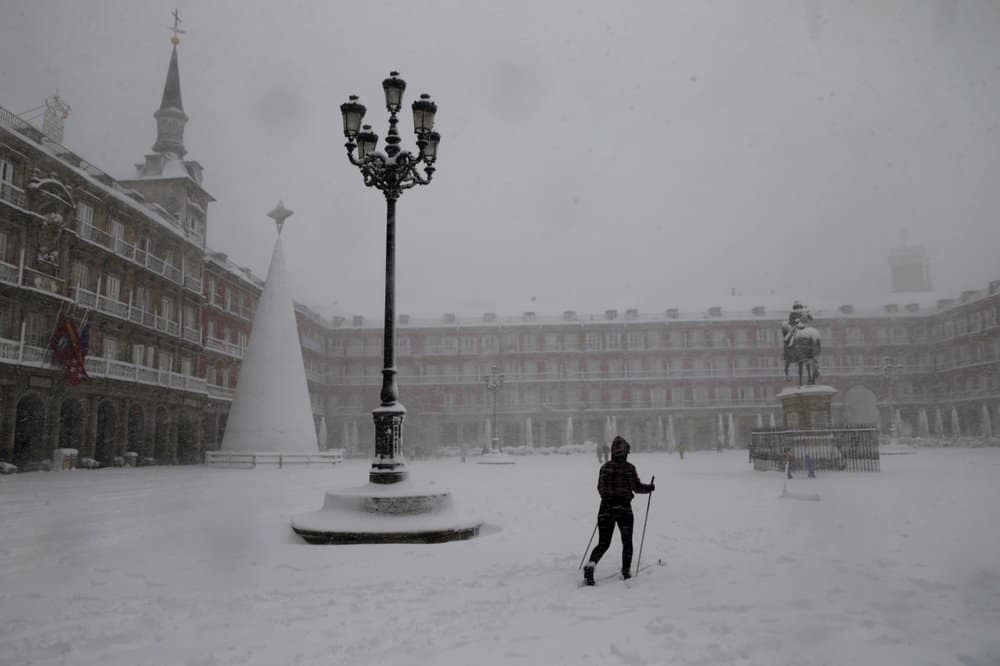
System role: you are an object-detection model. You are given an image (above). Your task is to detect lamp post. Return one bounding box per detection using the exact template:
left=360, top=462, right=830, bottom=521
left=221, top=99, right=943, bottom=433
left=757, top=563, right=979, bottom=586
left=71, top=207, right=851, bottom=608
left=341, top=72, right=440, bottom=484
left=484, top=365, right=504, bottom=452
left=879, top=358, right=904, bottom=439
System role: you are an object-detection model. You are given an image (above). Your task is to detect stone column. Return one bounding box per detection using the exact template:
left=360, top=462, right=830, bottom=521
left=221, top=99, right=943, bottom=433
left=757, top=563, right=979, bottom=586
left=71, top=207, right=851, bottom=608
left=47, top=392, right=63, bottom=455
left=0, top=385, right=16, bottom=461
left=82, top=395, right=98, bottom=459
left=167, top=413, right=179, bottom=464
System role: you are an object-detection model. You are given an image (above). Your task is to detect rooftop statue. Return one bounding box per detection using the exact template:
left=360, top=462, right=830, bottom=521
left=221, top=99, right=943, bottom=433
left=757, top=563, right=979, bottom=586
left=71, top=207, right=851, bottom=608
left=781, top=301, right=821, bottom=386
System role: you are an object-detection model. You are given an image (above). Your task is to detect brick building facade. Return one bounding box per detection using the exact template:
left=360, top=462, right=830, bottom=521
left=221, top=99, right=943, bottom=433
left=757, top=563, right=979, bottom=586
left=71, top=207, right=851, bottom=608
left=322, top=286, right=1000, bottom=456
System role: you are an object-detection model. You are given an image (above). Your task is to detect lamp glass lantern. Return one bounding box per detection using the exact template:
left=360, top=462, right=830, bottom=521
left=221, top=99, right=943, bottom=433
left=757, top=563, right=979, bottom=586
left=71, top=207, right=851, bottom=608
left=411, top=94, right=437, bottom=135
left=357, top=125, right=378, bottom=160
left=340, top=95, right=366, bottom=139
left=382, top=71, right=406, bottom=113
left=420, top=131, right=440, bottom=163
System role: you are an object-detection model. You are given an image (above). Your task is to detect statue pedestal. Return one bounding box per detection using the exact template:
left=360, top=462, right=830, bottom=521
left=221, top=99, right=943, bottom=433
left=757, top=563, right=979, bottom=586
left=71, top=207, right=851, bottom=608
left=777, top=385, right=837, bottom=429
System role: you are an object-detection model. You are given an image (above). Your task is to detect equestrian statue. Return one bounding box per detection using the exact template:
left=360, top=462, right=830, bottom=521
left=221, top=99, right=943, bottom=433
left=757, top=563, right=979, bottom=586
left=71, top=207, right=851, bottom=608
left=781, top=301, right=821, bottom=386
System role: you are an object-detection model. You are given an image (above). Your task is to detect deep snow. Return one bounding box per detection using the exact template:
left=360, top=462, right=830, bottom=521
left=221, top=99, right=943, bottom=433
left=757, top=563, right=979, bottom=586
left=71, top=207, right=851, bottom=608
left=1, top=449, right=999, bottom=666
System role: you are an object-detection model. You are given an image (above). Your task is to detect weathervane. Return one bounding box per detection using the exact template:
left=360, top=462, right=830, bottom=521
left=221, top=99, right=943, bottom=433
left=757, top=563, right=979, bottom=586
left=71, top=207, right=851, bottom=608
left=169, top=9, right=186, bottom=45
left=267, top=200, right=294, bottom=235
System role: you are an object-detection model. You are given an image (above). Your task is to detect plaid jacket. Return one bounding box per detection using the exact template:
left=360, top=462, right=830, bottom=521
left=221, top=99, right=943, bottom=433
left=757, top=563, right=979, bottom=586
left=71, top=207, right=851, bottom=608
left=597, top=459, right=653, bottom=502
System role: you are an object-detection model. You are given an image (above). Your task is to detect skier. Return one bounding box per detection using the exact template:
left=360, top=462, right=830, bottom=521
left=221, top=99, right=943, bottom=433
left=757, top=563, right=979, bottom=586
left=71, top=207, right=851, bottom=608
left=583, top=436, right=655, bottom=585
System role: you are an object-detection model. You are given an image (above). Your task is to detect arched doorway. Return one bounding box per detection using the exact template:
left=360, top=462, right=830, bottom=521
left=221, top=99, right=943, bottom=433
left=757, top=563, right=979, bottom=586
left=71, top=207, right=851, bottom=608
left=58, top=399, right=85, bottom=451
left=177, top=411, right=198, bottom=464
left=13, top=394, right=46, bottom=467
left=94, top=401, right=117, bottom=465
left=154, top=406, right=170, bottom=464
left=127, top=404, right=145, bottom=457
left=201, top=414, right=215, bottom=452
left=843, top=385, right=879, bottom=425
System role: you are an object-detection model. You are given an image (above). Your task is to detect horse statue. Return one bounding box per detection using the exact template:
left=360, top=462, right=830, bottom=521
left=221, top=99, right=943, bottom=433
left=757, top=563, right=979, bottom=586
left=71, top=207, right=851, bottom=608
left=782, top=321, right=821, bottom=386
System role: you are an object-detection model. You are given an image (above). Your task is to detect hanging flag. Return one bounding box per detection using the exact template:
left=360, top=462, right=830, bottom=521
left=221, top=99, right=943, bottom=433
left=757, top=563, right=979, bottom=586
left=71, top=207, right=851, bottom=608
left=48, top=313, right=89, bottom=385
left=78, top=320, right=90, bottom=357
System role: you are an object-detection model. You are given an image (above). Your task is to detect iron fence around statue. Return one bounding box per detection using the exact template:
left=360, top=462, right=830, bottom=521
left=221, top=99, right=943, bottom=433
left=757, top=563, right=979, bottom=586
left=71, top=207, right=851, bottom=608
left=749, top=425, right=880, bottom=472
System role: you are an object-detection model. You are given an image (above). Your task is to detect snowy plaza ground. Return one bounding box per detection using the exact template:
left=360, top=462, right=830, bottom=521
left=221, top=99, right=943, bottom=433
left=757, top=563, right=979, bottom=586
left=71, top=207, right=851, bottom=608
left=2, top=448, right=999, bottom=666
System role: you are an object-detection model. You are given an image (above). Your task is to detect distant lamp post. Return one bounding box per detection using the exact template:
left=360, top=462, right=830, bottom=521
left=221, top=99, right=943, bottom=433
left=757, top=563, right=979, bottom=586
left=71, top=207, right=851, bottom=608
left=483, top=365, right=504, bottom=452
left=879, top=358, right=904, bottom=439
left=341, top=72, right=439, bottom=484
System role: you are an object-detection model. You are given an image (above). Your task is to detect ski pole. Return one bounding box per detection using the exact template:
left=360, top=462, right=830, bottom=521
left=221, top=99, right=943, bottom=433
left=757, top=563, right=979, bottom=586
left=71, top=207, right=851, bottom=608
left=634, top=475, right=654, bottom=578
left=578, top=521, right=598, bottom=570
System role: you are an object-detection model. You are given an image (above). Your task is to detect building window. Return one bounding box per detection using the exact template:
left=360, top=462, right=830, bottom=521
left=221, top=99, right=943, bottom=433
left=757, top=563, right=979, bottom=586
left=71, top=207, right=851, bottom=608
left=206, top=366, right=216, bottom=385
left=207, top=320, right=215, bottom=339
left=104, top=274, right=121, bottom=302
left=160, top=297, right=175, bottom=321
left=606, top=333, right=622, bottom=349
left=755, top=328, right=774, bottom=346
left=103, top=336, right=120, bottom=361
left=585, top=333, right=601, bottom=350
left=71, top=261, right=89, bottom=291
left=221, top=368, right=231, bottom=387
left=0, top=158, right=14, bottom=185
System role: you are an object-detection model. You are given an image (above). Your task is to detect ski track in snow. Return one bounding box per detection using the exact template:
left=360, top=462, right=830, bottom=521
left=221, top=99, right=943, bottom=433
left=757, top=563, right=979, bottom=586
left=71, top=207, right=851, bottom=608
left=1, top=450, right=999, bottom=665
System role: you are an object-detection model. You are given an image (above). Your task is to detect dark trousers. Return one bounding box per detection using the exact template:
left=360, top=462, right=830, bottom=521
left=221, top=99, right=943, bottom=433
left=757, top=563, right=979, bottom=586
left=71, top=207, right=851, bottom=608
left=588, top=501, right=634, bottom=573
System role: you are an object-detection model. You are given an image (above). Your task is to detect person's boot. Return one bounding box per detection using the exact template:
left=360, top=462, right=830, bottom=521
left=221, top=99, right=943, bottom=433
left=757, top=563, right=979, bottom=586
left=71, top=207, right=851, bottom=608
left=621, top=567, right=632, bottom=580
left=583, top=562, right=596, bottom=586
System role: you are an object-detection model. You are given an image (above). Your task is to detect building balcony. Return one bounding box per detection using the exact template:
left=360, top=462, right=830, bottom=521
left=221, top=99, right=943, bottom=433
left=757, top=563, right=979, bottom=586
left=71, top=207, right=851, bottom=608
left=77, top=222, right=187, bottom=290
left=22, top=267, right=65, bottom=297
left=205, top=335, right=244, bottom=359
left=207, top=383, right=235, bottom=400
left=0, top=181, right=27, bottom=210
left=182, top=326, right=202, bottom=344
left=72, top=287, right=185, bottom=341
left=0, top=337, right=211, bottom=396
left=0, top=259, right=19, bottom=286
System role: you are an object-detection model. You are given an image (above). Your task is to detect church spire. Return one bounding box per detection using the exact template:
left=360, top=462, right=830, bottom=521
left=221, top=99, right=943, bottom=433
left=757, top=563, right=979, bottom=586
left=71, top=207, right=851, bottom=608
left=152, top=11, right=188, bottom=157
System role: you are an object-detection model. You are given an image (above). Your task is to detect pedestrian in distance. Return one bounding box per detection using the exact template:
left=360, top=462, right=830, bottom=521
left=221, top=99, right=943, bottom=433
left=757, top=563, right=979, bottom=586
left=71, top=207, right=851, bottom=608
left=583, top=436, right=655, bottom=585
left=677, top=441, right=685, bottom=460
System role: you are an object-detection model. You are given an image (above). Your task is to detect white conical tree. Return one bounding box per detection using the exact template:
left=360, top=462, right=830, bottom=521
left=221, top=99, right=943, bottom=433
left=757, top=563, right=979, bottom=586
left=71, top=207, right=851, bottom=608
left=221, top=234, right=317, bottom=454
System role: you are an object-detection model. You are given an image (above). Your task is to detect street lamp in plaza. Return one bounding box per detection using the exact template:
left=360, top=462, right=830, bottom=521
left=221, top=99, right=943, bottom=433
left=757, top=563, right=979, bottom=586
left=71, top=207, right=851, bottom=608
left=340, top=72, right=440, bottom=484
left=484, top=365, right=504, bottom=452
left=879, top=358, right=904, bottom=439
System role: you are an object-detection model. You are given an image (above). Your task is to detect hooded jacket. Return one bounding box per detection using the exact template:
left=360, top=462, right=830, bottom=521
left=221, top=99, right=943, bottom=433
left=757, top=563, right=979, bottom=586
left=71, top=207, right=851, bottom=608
left=597, top=437, right=654, bottom=502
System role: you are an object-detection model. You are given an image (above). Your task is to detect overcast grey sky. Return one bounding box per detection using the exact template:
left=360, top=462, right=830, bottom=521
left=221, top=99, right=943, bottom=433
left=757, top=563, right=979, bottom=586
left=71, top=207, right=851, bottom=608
left=2, top=0, right=999, bottom=319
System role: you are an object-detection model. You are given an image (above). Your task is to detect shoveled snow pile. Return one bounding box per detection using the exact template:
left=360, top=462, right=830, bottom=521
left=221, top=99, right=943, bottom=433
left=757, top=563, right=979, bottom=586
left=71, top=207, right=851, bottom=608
left=1, top=449, right=998, bottom=666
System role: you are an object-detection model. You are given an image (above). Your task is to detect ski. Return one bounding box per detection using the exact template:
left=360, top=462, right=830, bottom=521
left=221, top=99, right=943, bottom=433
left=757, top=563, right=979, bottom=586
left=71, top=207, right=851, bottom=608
left=578, top=558, right=665, bottom=587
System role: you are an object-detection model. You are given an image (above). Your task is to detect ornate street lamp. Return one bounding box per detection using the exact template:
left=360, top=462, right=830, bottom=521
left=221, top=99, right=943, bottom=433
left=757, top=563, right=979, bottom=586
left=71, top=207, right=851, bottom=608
left=483, top=365, right=504, bottom=452
left=878, top=358, right=904, bottom=438
left=341, top=72, right=439, bottom=484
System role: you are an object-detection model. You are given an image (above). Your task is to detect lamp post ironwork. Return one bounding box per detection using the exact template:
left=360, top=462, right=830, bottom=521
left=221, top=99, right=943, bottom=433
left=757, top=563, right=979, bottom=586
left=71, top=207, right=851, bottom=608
left=341, top=72, right=440, bottom=484
left=879, top=358, right=904, bottom=439
left=484, top=365, right=504, bottom=452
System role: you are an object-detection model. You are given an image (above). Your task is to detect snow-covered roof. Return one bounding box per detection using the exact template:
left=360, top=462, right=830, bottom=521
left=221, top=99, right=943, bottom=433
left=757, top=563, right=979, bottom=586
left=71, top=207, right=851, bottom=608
left=0, top=113, right=203, bottom=249
left=330, top=281, right=1000, bottom=331
left=205, top=248, right=264, bottom=289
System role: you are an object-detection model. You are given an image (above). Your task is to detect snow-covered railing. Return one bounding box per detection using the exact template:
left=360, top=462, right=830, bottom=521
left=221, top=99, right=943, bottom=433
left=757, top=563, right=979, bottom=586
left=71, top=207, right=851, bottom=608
left=750, top=426, right=880, bottom=472
left=206, top=384, right=235, bottom=400
left=204, top=335, right=243, bottom=358
left=22, top=268, right=64, bottom=296
left=0, top=259, right=18, bottom=286
left=205, top=450, right=344, bottom=467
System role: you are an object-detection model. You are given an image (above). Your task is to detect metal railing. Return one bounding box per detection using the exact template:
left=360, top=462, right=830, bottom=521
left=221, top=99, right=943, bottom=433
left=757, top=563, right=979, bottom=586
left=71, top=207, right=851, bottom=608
left=22, top=267, right=65, bottom=296
left=0, top=180, right=27, bottom=209
left=205, top=450, right=344, bottom=467
left=750, top=426, right=880, bottom=472
left=204, top=335, right=243, bottom=358
left=0, top=259, right=18, bottom=285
